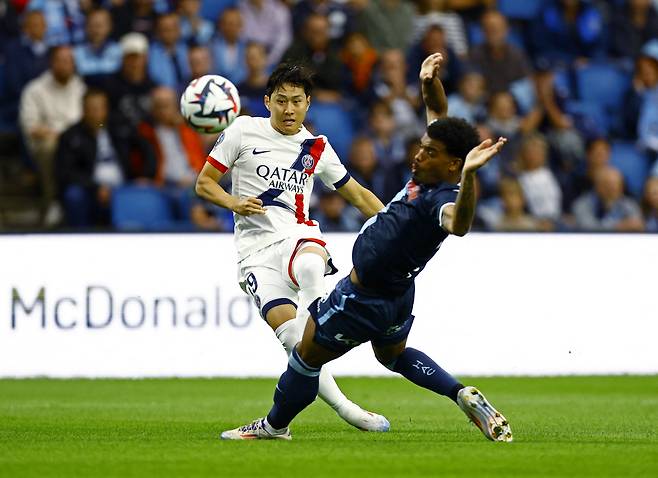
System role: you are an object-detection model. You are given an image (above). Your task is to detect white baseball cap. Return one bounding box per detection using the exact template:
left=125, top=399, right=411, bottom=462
left=120, top=33, right=149, bottom=56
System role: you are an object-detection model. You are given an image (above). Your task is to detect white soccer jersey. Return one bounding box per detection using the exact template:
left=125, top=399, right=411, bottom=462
left=207, top=116, right=351, bottom=260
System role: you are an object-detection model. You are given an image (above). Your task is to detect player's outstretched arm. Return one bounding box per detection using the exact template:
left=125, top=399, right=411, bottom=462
left=337, top=177, right=385, bottom=218
left=195, top=162, right=266, bottom=216
left=420, top=53, right=448, bottom=125
left=443, top=137, right=507, bottom=236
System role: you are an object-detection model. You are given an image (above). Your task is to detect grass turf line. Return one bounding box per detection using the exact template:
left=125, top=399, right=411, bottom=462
left=0, top=376, right=657, bottom=478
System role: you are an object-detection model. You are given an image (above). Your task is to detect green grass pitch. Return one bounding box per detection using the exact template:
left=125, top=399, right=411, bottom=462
left=1, top=376, right=657, bottom=477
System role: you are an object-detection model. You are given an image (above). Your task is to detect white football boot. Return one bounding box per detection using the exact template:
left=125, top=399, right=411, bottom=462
left=335, top=404, right=391, bottom=432
left=457, top=386, right=513, bottom=442
left=220, top=418, right=292, bottom=441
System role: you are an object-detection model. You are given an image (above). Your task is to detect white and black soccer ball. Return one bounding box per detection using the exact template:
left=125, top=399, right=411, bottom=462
left=180, top=74, right=241, bottom=134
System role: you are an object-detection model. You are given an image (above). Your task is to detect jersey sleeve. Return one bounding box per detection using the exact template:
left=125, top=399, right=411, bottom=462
left=206, top=117, right=244, bottom=173
left=429, top=184, right=460, bottom=227
left=314, top=138, right=351, bottom=190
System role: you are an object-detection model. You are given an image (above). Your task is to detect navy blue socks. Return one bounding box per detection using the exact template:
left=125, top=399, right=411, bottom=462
left=266, top=347, right=320, bottom=429
left=391, top=347, right=464, bottom=402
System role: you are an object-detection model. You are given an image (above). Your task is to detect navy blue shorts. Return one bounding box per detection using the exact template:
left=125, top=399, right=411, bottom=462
left=308, top=276, right=415, bottom=353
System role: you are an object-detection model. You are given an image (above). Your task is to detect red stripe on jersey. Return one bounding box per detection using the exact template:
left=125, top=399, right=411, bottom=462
left=206, top=155, right=229, bottom=173
left=288, top=238, right=328, bottom=287
left=294, top=193, right=305, bottom=224
left=305, top=138, right=326, bottom=174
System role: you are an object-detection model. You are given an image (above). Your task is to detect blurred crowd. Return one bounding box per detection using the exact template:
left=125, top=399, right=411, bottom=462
left=1, top=0, right=658, bottom=233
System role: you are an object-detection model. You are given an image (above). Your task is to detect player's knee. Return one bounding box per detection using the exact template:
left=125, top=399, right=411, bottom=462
left=292, top=252, right=325, bottom=287
left=377, top=356, right=399, bottom=371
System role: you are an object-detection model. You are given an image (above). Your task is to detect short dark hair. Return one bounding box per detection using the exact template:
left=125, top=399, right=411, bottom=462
left=266, top=62, right=314, bottom=97
left=427, top=117, right=480, bottom=160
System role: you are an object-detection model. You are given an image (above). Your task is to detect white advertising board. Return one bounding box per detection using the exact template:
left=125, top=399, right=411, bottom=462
left=1, top=233, right=656, bottom=377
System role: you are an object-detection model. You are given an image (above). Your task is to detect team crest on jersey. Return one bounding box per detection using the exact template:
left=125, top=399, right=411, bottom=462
left=301, top=154, right=315, bottom=170
left=406, top=180, right=420, bottom=201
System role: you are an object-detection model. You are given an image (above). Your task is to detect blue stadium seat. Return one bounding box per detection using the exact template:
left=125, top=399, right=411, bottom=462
left=498, top=0, right=546, bottom=19
left=610, top=141, right=650, bottom=198
left=575, top=63, right=631, bottom=110
left=200, top=0, right=237, bottom=22
left=111, top=186, right=175, bottom=231
left=305, top=101, right=355, bottom=161
left=565, top=100, right=609, bottom=137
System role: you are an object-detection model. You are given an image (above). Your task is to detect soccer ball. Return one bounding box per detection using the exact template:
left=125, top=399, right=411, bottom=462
left=180, top=75, right=241, bottom=134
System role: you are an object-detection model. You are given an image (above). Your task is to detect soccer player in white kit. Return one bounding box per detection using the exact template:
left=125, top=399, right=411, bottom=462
left=195, top=63, right=389, bottom=432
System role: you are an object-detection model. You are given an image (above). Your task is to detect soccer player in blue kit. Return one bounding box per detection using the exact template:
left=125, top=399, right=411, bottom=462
left=221, top=53, right=513, bottom=442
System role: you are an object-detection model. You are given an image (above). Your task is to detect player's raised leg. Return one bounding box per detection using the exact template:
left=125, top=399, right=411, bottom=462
left=289, top=246, right=389, bottom=432
left=373, top=341, right=512, bottom=442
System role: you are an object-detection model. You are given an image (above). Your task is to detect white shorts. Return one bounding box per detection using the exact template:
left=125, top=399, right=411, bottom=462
left=237, top=235, right=337, bottom=319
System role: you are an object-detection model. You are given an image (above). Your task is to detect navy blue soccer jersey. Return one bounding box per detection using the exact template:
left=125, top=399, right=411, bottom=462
left=352, top=179, right=459, bottom=295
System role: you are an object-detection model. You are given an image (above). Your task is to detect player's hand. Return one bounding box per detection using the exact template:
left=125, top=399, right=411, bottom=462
left=419, top=53, right=443, bottom=84
left=232, top=197, right=266, bottom=216
left=463, top=137, right=507, bottom=174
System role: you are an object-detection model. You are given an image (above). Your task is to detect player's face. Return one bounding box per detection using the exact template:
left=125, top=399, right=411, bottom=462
left=412, top=134, right=462, bottom=184
left=265, top=84, right=310, bottom=135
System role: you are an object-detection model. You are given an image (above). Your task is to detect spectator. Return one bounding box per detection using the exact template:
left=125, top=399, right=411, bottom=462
left=372, top=49, right=423, bottom=140
left=55, top=89, right=156, bottom=227
left=311, top=189, right=363, bottom=232
left=210, top=7, right=247, bottom=86
left=104, top=33, right=156, bottom=127
left=340, top=32, right=378, bottom=98
left=566, top=137, right=611, bottom=208
left=283, top=13, right=343, bottom=101
left=447, top=69, right=486, bottom=124
left=356, top=0, right=415, bottom=53
left=27, top=0, right=85, bottom=45
left=641, top=176, right=658, bottom=231
left=236, top=42, right=269, bottom=117
left=407, top=24, right=461, bottom=94
left=19, top=45, right=86, bottom=226
left=239, top=0, right=292, bottom=68
left=515, top=133, right=563, bottom=222
left=494, top=177, right=550, bottom=232
left=291, top=0, right=355, bottom=42
left=148, top=12, right=190, bottom=90
left=73, top=9, right=122, bottom=87
left=485, top=91, right=542, bottom=140
left=4, top=10, right=49, bottom=119
left=111, top=0, right=159, bottom=40
left=188, top=44, right=212, bottom=80
left=636, top=40, right=658, bottom=158
left=365, top=100, right=406, bottom=168
left=412, top=0, right=468, bottom=58
left=623, top=41, right=658, bottom=141
left=347, top=136, right=400, bottom=203
left=178, top=0, right=214, bottom=45
left=572, top=166, right=644, bottom=231
left=469, top=10, right=531, bottom=95
left=138, top=86, right=205, bottom=220
left=532, top=57, right=585, bottom=175
left=531, top=0, right=605, bottom=66
left=609, top=0, right=658, bottom=61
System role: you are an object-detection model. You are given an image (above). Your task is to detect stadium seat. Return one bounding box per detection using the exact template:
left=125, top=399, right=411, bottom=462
left=200, top=0, right=237, bottom=22
left=575, top=63, right=631, bottom=111
left=305, top=101, right=355, bottom=161
left=498, top=0, right=546, bottom=20
left=565, top=100, right=609, bottom=137
left=609, top=141, right=650, bottom=198
left=111, top=186, right=175, bottom=231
